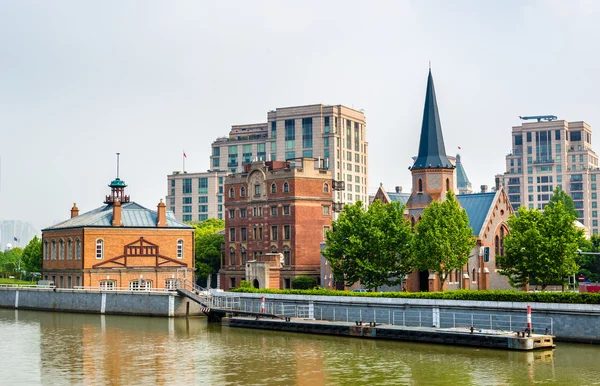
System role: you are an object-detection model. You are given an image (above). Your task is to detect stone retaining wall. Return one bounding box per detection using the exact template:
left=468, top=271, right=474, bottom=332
left=0, top=288, right=202, bottom=317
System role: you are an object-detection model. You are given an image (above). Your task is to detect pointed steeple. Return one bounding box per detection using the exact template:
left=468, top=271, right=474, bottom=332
left=455, top=154, right=472, bottom=193
left=411, top=70, right=454, bottom=170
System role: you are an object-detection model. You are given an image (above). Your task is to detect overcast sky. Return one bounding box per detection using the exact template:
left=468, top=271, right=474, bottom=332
left=2, top=0, right=600, bottom=231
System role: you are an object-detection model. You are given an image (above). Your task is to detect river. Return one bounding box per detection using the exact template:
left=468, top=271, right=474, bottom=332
left=1, top=309, right=599, bottom=385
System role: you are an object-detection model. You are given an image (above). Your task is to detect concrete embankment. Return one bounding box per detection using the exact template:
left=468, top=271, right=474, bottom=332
left=0, top=287, right=203, bottom=317
left=221, top=293, right=600, bottom=344
left=223, top=316, right=555, bottom=351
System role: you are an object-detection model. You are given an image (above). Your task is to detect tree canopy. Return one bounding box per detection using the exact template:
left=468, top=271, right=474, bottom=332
left=0, top=247, right=24, bottom=278
left=323, top=200, right=414, bottom=290
left=21, top=236, right=42, bottom=274
left=499, top=188, right=584, bottom=290
left=188, top=218, right=225, bottom=280
left=412, top=191, right=476, bottom=291
left=546, top=186, right=579, bottom=218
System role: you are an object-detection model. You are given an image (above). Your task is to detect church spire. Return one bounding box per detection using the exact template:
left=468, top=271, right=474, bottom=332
left=411, top=69, right=454, bottom=170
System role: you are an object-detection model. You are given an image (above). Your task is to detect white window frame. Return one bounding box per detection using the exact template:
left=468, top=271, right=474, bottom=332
left=96, top=239, right=104, bottom=259
left=177, top=239, right=184, bottom=259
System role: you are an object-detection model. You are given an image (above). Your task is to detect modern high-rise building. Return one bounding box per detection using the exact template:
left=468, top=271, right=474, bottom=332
left=210, top=104, right=368, bottom=210
left=166, top=170, right=228, bottom=222
left=496, top=119, right=600, bottom=234
left=0, top=220, right=39, bottom=249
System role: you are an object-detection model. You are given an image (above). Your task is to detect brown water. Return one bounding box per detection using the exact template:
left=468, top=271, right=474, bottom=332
left=1, top=309, right=599, bottom=385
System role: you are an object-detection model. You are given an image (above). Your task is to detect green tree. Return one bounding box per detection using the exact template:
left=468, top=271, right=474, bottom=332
left=498, top=208, right=545, bottom=289
left=21, top=236, right=42, bottom=274
left=577, top=234, right=600, bottom=282
left=412, top=191, right=476, bottom=291
left=0, top=247, right=24, bottom=278
left=188, top=218, right=225, bottom=285
left=323, top=200, right=414, bottom=290
left=546, top=186, right=579, bottom=218
left=499, top=190, right=584, bottom=291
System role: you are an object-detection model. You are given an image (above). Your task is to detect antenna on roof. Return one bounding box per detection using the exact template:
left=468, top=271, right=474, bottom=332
left=116, top=152, right=120, bottom=178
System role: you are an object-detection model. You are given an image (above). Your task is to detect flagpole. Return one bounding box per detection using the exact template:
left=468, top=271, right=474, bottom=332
left=183, top=151, right=186, bottom=173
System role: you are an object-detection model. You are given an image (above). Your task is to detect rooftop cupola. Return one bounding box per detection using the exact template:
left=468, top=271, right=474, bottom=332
left=410, top=69, right=454, bottom=170
left=105, top=153, right=131, bottom=204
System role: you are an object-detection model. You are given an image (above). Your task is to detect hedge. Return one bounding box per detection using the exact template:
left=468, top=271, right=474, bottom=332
left=229, top=288, right=600, bottom=304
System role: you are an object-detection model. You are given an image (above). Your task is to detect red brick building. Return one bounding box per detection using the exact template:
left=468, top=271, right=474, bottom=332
left=42, top=175, right=195, bottom=289
left=219, top=158, right=333, bottom=290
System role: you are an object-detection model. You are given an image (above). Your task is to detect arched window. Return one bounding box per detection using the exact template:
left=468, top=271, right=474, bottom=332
left=411, top=217, right=416, bottom=227
left=271, top=183, right=277, bottom=194
left=75, top=238, right=81, bottom=260
left=323, top=183, right=330, bottom=193
left=58, top=239, right=64, bottom=260
left=43, top=240, right=49, bottom=260
left=229, top=187, right=235, bottom=198
left=446, top=178, right=450, bottom=191
left=177, top=239, right=184, bottom=259
left=67, top=238, right=72, bottom=260
left=472, top=268, right=477, bottom=282
left=51, top=240, right=57, bottom=260
left=240, top=186, right=246, bottom=197
left=283, top=246, right=291, bottom=265
left=271, top=245, right=278, bottom=253
left=283, top=181, right=289, bottom=193
left=241, top=247, right=247, bottom=265
left=418, top=178, right=423, bottom=192
left=96, top=239, right=104, bottom=259
left=500, top=226, right=506, bottom=257
left=495, top=236, right=500, bottom=255
left=129, top=279, right=152, bottom=291
left=229, top=247, right=236, bottom=266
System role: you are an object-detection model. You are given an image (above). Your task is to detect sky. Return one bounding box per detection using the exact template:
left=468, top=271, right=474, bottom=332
left=2, top=0, right=600, bottom=231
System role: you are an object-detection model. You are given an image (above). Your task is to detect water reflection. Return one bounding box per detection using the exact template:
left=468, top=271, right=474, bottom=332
left=0, top=310, right=599, bottom=385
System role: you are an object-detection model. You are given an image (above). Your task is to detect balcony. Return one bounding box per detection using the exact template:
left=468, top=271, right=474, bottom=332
left=533, top=159, right=554, bottom=164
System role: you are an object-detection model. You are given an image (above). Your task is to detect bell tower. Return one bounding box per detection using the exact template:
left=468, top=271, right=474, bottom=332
left=406, top=69, right=456, bottom=224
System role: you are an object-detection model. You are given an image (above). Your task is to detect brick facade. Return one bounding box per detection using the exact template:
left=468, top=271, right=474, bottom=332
left=42, top=179, right=194, bottom=289
left=219, top=158, right=332, bottom=290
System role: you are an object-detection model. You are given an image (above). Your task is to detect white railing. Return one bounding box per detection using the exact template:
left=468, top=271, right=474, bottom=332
left=0, top=284, right=54, bottom=289
left=230, top=299, right=555, bottom=334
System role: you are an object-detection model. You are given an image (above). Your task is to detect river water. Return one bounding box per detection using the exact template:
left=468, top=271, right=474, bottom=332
left=1, top=309, right=599, bottom=385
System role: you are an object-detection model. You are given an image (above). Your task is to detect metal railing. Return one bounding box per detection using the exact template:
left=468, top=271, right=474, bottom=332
left=0, top=284, right=50, bottom=289
left=229, top=300, right=554, bottom=334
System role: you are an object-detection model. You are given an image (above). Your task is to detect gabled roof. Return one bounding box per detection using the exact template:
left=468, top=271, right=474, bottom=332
left=455, top=154, right=472, bottom=189
left=457, top=192, right=497, bottom=236
left=386, top=192, right=411, bottom=204
left=411, top=69, right=454, bottom=170
left=43, top=202, right=192, bottom=231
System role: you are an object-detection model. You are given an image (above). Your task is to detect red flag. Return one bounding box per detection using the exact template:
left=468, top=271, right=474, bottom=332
left=183, top=151, right=187, bottom=158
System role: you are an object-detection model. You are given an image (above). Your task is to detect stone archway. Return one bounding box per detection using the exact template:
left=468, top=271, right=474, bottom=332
left=253, top=279, right=260, bottom=288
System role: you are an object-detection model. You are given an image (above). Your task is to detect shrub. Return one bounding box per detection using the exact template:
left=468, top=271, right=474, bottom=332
left=291, top=276, right=317, bottom=290
left=239, top=280, right=252, bottom=289
left=228, top=287, right=600, bottom=304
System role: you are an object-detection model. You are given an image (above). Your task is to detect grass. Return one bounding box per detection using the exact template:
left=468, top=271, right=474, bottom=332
left=0, top=278, right=36, bottom=285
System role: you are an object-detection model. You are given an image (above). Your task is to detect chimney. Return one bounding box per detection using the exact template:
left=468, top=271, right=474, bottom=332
left=495, top=176, right=501, bottom=191
left=71, top=203, right=79, bottom=218
left=112, top=200, right=123, bottom=227
left=480, top=185, right=488, bottom=193
left=395, top=186, right=402, bottom=193
left=157, top=199, right=167, bottom=227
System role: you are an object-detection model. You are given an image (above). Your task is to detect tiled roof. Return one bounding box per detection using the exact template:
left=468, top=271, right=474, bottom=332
left=457, top=192, right=496, bottom=236
left=386, top=192, right=411, bottom=204
left=43, top=202, right=192, bottom=230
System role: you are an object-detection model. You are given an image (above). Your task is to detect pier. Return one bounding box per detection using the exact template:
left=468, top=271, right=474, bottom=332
left=222, top=316, right=555, bottom=351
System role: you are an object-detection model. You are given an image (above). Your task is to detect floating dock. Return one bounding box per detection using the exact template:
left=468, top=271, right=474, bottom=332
left=222, top=317, right=555, bottom=351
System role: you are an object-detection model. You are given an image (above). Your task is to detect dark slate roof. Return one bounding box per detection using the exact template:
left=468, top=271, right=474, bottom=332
left=411, top=70, right=454, bottom=170
left=455, top=154, right=472, bottom=189
left=43, top=202, right=192, bottom=230
left=387, top=192, right=411, bottom=204
left=457, top=192, right=496, bottom=236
